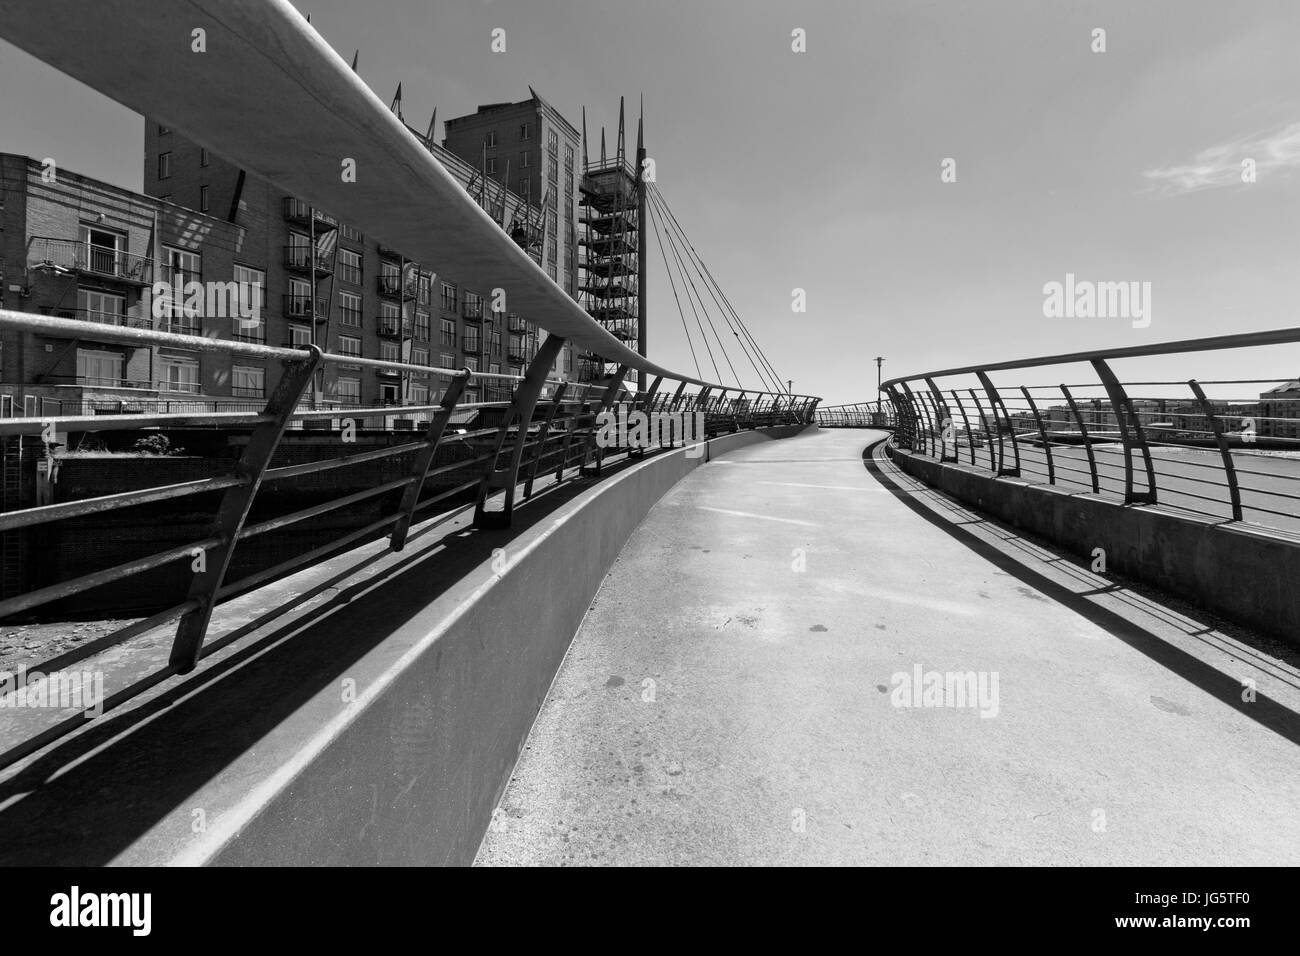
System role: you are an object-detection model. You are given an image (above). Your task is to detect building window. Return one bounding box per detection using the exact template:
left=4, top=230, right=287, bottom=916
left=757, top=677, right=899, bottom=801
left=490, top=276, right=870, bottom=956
left=158, top=152, right=171, bottom=179
left=440, top=352, right=455, bottom=369
left=518, top=178, right=530, bottom=200
left=339, top=291, right=361, bottom=327
left=199, top=185, right=210, bottom=212
left=486, top=158, right=497, bottom=175
left=418, top=273, right=432, bottom=305
left=76, top=348, right=125, bottom=387
left=564, top=144, right=574, bottom=169
left=161, top=246, right=201, bottom=286
left=410, top=348, right=429, bottom=375
left=77, top=288, right=125, bottom=325
left=337, top=335, right=361, bottom=368
left=415, top=311, right=430, bottom=340
left=520, top=152, right=531, bottom=168
left=380, top=382, right=400, bottom=405
left=465, top=356, right=479, bottom=373
left=440, top=281, right=457, bottom=312
left=159, top=357, right=200, bottom=393
left=520, top=123, right=531, bottom=141
left=440, top=319, right=455, bottom=347
left=380, top=341, right=401, bottom=363
left=233, top=264, right=265, bottom=336
left=231, top=365, right=265, bottom=398
left=486, top=130, right=498, bottom=148
left=548, top=130, right=558, bottom=154
left=338, top=248, right=362, bottom=285
left=158, top=124, right=171, bottom=136
left=380, top=301, right=400, bottom=322
left=410, top=383, right=429, bottom=405
left=463, top=291, right=483, bottom=318
left=337, top=377, right=361, bottom=405
left=200, top=148, right=210, bottom=167
left=340, top=223, right=363, bottom=243
left=289, top=325, right=312, bottom=347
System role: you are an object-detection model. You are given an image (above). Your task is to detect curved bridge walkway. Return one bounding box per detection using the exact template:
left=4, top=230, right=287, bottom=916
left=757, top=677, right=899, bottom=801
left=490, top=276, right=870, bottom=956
left=477, top=428, right=1300, bottom=865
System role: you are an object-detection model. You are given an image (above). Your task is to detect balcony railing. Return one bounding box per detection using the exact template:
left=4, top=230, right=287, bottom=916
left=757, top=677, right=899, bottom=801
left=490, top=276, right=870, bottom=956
left=377, top=275, right=403, bottom=297
left=462, top=300, right=484, bottom=321
left=282, top=197, right=337, bottom=227
left=283, top=294, right=329, bottom=321
left=283, top=246, right=333, bottom=273
left=46, top=308, right=154, bottom=331
left=159, top=318, right=201, bottom=336
left=231, top=385, right=265, bottom=398
left=378, top=318, right=410, bottom=338
left=157, top=380, right=202, bottom=394
left=29, top=237, right=153, bottom=284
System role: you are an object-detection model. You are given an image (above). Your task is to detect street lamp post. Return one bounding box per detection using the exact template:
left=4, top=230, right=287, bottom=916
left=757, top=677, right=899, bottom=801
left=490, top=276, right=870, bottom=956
left=875, top=357, right=883, bottom=396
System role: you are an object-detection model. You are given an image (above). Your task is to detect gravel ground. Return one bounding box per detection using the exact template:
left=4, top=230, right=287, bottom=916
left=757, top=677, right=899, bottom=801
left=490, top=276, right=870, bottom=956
left=0, top=619, right=141, bottom=675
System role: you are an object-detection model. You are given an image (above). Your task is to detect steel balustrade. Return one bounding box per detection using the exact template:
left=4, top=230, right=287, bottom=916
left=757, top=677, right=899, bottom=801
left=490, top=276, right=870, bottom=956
left=0, top=310, right=816, bottom=770
left=872, top=326, right=1300, bottom=535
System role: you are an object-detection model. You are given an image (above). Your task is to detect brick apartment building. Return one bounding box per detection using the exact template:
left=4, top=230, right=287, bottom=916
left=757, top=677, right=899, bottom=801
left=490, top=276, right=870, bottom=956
left=0, top=153, right=247, bottom=416
left=142, top=93, right=580, bottom=414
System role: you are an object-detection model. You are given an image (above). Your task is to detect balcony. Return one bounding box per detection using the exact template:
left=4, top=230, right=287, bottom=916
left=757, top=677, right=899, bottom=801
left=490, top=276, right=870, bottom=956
left=283, top=246, right=333, bottom=275
left=47, top=307, right=154, bottom=331
left=461, top=300, right=484, bottom=322
left=232, top=386, right=265, bottom=399
left=29, top=237, right=153, bottom=285
left=282, top=197, right=337, bottom=229
left=283, top=294, right=329, bottom=322
left=377, top=275, right=403, bottom=298
left=377, top=318, right=410, bottom=338
left=232, top=326, right=267, bottom=344
left=508, top=315, right=529, bottom=333
left=156, top=380, right=202, bottom=394
left=159, top=318, right=201, bottom=336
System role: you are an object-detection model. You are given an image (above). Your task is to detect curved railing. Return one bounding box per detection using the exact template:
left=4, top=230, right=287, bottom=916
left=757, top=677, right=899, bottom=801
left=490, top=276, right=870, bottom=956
left=0, top=310, right=815, bottom=771
left=880, top=326, right=1300, bottom=535
left=815, top=401, right=896, bottom=429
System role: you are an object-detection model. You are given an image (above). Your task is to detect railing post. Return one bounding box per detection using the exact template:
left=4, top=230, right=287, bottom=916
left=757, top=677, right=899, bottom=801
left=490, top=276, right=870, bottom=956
left=1060, top=384, right=1101, bottom=493
left=949, top=389, right=975, bottom=465
left=168, top=346, right=321, bottom=673
left=1090, top=358, right=1157, bottom=504
left=473, top=334, right=567, bottom=528
left=975, top=370, right=1020, bottom=477
left=925, top=377, right=955, bottom=462
left=390, top=369, right=469, bottom=549
left=900, top=382, right=930, bottom=455
left=966, top=388, right=997, bottom=471
left=1020, top=386, right=1054, bottom=485
left=579, top=365, right=630, bottom=475
left=1188, top=379, right=1243, bottom=520
left=522, top=380, right=569, bottom=499
left=885, top=385, right=914, bottom=448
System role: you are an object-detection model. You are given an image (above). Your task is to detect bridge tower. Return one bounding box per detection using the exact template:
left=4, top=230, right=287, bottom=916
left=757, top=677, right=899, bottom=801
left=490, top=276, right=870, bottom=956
left=577, top=97, right=645, bottom=391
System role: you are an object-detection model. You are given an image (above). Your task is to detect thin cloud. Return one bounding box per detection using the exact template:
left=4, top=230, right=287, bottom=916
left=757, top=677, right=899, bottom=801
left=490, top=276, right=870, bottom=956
left=1143, top=120, right=1300, bottom=195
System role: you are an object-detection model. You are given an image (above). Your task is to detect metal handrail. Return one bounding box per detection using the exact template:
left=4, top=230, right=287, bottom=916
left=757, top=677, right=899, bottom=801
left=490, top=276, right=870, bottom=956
left=0, top=309, right=819, bottom=768
left=875, top=325, right=1300, bottom=535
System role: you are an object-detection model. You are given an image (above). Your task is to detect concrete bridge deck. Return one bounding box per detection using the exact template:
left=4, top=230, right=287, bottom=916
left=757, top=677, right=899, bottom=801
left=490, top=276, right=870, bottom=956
left=476, top=428, right=1300, bottom=865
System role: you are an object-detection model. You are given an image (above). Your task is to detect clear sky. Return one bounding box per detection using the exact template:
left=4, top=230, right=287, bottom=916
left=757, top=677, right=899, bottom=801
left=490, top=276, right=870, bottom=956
left=2, top=0, right=1299, bottom=404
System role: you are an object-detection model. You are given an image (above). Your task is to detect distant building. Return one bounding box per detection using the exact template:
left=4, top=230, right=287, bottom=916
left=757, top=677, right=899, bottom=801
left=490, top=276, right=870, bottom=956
left=0, top=153, right=244, bottom=416
left=142, top=109, right=552, bottom=415
left=443, top=89, right=582, bottom=383
left=1259, top=381, right=1300, bottom=439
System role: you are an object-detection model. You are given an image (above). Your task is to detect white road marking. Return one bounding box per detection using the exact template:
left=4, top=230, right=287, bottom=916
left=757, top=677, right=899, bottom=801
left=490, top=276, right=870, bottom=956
left=697, top=506, right=817, bottom=526
left=755, top=481, right=872, bottom=491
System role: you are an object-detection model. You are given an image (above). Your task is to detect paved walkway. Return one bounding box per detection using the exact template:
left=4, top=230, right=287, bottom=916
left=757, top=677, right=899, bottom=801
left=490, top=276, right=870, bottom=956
left=476, top=429, right=1300, bottom=865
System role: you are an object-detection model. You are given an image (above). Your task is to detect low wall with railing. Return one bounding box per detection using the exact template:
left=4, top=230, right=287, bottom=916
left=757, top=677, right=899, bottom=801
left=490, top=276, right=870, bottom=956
left=879, top=326, right=1300, bottom=644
